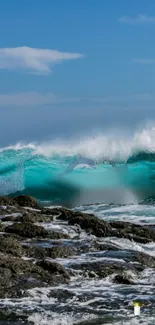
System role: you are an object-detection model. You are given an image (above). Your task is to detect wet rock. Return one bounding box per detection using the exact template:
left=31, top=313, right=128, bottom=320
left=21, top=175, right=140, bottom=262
left=38, top=213, right=54, bottom=222
left=92, top=241, right=120, bottom=251
left=0, top=222, right=5, bottom=232
left=5, top=222, right=48, bottom=238
left=47, top=246, right=75, bottom=259
left=48, top=231, right=70, bottom=240
left=68, top=212, right=112, bottom=237
left=55, top=208, right=75, bottom=221
left=0, top=205, right=23, bottom=217
left=49, top=289, right=74, bottom=302
left=124, top=250, right=155, bottom=268
left=0, top=266, right=19, bottom=299
left=36, top=260, right=70, bottom=279
left=70, top=260, right=133, bottom=278
left=41, top=207, right=59, bottom=215
left=25, top=246, right=47, bottom=259
left=0, top=195, right=39, bottom=209
left=1, top=215, right=21, bottom=222
left=113, top=270, right=137, bottom=285
left=2, top=232, right=22, bottom=240
left=0, top=253, right=70, bottom=298
left=8, top=210, right=54, bottom=223
left=0, top=236, right=24, bottom=257
left=109, top=221, right=155, bottom=243
left=15, top=213, right=37, bottom=223
left=0, top=197, right=18, bottom=207
left=13, top=195, right=39, bottom=209
left=25, top=245, right=75, bottom=260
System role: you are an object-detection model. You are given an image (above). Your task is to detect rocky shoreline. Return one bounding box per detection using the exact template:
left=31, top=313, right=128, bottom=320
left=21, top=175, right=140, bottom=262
left=0, top=195, right=155, bottom=323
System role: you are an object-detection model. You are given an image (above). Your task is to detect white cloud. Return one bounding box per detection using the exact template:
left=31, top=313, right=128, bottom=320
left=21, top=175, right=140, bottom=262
left=132, top=58, right=155, bottom=64
left=118, top=14, right=155, bottom=24
left=0, top=46, right=84, bottom=74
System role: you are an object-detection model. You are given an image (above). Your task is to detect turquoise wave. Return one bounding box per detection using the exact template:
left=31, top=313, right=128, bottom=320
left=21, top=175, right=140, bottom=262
left=1, top=143, right=155, bottom=205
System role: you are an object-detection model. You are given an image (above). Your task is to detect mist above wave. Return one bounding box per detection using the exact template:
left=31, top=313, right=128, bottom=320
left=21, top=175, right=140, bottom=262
left=1, top=124, right=155, bottom=162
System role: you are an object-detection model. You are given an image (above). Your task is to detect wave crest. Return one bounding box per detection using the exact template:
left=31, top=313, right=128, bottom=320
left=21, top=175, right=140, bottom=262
left=1, top=125, right=155, bottom=204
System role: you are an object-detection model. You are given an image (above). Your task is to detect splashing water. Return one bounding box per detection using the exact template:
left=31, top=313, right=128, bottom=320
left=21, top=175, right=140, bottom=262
left=1, top=125, right=155, bottom=205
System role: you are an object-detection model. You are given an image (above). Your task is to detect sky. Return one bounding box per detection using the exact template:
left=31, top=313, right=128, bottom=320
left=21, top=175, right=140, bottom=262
left=0, top=0, right=155, bottom=146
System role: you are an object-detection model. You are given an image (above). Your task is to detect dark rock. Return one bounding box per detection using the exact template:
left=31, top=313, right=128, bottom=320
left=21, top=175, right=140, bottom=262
left=36, top=260, right=70, bottom=279
left=38, top=213, right=54, bottom=222
left=0, top=222, right=5, bottom=232
left=48, top=231, right=70, bottom=240
left=0, top=236, right=24, bottom=257
left=25, top=245, right=75, bottom=260
left=47, top=246, right=75, bottom=259
left=24, top=246, right=47, bottom=259
left=68, top=212, right=112, bottom=237
left=98, top=249, right=155, bottom=270
left=41, top=208, right=58, bottom=215
left=110, top=221, right=155, bottom=243
left=10, top=211, right=54, bottom=223
left=0, top=197, right=18, bottom=207
left=55, top=208, right=75, bottom=221
left=70, top=260, right=133, bottom=278
left=15, top=212, right=42, bottom=223
left=5, top=222, right=48, bottom=238
left=113, top=271, right=136, bottom=285
left=49, top=289, right=74, bottom=301
left=124, top=250, right=155, bottom=268
left=92, top=242, right=120, bottom=251
left=1, top=215, right=20, bottom=222
left=0, top=267, right=20, bottom=298
left=0, top=205, right=23, bottom=216
left=0, top=195, right=39, bottom=209
left=14, top=195, right=39, bottom=209
left=15, top=213, right=37, bottom=223
left=2, top=233, right=22, bottom=240
left=0, top=253, right=70, bottom=298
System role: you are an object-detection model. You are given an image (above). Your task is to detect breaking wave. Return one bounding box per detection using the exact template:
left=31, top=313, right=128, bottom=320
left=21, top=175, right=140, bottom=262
left=1, top=125, right=155, bottom=206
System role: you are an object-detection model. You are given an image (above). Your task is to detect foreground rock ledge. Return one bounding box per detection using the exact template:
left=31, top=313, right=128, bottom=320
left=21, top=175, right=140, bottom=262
left=0, top=195, right=155, bottom=299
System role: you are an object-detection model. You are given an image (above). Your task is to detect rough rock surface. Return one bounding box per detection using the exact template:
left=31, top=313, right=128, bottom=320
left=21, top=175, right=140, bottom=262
left=5, top=222, right=48, bottom=238
left=0, top=197, right=155, bottom=304
left=25, top=245, right=76, bottom=259
left=0, top=195, right=40, bottom=209
left=0, top=236, right=24, bottom=257
left=0, top=253, right=69, bottom=298
left=68, top=212, right=112, bottom=237
left=109, top=220, right=155, bottom=243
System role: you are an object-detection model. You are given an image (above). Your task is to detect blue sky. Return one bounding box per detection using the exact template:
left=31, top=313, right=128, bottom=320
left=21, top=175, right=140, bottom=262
left=0, top=0, right=155, bottom=145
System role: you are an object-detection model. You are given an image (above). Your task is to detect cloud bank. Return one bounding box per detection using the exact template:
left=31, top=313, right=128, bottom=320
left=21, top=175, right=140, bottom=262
left=118, top=14, right=155, bottom=24
left=0, top=46, right=84, bottom=75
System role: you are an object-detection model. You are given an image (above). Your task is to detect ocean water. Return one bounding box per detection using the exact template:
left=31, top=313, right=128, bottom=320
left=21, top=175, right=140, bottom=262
left=1, top=126, right=155, bottom=324
left=1, top=125, right=155, bottom=205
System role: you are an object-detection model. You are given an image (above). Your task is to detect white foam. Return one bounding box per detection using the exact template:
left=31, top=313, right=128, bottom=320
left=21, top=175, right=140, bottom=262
left=54, top=254, right=126, bottom=267
left=102, top=237, right=155, bottom=257
left=2, top=123, right=155, bottom=161
left=76, top=203, right=155, bottom=225
left=103, top=316, right=155, bottom=325
left=28, top=311, right=97, bottom=325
